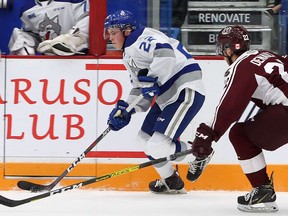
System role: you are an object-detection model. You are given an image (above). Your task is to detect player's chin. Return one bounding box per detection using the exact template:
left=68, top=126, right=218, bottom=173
left=112, top=43, right=121, bottom=50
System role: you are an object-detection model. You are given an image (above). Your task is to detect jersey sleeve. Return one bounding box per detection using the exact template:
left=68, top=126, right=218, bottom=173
left=72, top=0, right=90, bottom=37
left=211, top=59, right=258, bottom=141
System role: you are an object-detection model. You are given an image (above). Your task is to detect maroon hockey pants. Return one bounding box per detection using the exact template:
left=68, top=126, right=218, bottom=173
left=229, top=104, right=288, bottom=187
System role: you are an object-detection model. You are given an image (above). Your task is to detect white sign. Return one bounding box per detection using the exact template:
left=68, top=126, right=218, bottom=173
left=0, top=57, right=287, bottom=167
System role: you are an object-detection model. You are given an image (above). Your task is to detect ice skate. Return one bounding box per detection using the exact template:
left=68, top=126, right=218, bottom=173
left=186, top=149, right=214, bottom=182
left=237, top=172, right=278, bottom=213
left=149, top=171, right=186, bottom=194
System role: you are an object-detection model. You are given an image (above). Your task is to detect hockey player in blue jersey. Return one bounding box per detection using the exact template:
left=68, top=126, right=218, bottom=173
left=8, top=0, right=89, bottom=56
left=104, top=10, right=206, bottom=193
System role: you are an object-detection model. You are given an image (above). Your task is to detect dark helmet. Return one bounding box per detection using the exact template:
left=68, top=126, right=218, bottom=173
left=216, top=25, right=250, bottom=56
left=104, top=10, right=138, bottom=31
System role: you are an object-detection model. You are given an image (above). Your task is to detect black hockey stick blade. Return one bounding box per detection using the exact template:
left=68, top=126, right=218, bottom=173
left=16, top=127, right=111, bottom=193
left=0, top=148, right=192, bottom=207
left=17, top=181, right=50, bottom=193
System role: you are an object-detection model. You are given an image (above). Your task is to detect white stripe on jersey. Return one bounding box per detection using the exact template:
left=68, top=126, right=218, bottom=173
left=165, top=88, right=195, bottom=137
left=124, top=27, right=205, bottom=111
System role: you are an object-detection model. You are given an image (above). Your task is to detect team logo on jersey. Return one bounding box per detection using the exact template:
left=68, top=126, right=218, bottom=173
left=38, top=13, right=61, bottom=41
left=127, top=59, right=141, bottom=75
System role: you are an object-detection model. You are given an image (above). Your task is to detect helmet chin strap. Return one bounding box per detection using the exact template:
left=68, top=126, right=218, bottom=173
left=121, top=31, right=128, bottom=50
left=227, top=55, right=234, bottom=65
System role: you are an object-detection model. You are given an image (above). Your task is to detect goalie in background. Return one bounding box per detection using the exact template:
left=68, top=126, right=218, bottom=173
left=104, top=10, right=205, bottom=194
left=188, top=25, right=288, bottom=213
left=8, top=0, right=89, bottom=56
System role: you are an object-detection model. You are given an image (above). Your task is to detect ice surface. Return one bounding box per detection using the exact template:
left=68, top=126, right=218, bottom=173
left=0, top=190, right=287, bottom=216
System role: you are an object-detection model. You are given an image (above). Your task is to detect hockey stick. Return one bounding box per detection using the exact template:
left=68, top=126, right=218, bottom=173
left=0, top=148, right=192, bottom=207
left=17, top=127, right=111, bottom=192
left=17, top=94, right=144, bottom=193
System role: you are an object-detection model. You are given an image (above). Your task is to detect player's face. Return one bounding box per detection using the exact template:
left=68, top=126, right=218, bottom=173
left=223, top=48, right=238, bottom=65
left=107, top=28, right=125, bottom=50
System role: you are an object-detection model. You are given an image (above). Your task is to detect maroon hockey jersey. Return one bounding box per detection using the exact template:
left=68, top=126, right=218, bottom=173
left=211, top=50, right=288, bottom=141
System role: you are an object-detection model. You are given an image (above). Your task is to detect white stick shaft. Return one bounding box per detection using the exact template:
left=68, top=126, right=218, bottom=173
left=126, top=94, right=143, bottom=112
left=114, top=94, right=143, bottom=117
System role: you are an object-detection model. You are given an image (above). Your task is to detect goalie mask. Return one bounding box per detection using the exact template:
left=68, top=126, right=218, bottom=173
left=104, top=10, right=138, bottom=40
left=216, top=25, right=250, bottom=56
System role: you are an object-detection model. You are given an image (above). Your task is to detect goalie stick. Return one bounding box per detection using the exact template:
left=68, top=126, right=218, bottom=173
left=17, top=94, right=144, bottom=193
left=0, top=148, right=192, bottom=207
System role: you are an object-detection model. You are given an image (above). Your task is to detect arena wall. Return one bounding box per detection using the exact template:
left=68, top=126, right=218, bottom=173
left=0, top=0, right=287, bottom=192
left=0, top=54, right=287, bottom=192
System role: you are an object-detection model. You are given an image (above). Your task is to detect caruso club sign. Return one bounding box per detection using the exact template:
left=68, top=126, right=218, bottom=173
left=2, top=59, right=127, bottom=142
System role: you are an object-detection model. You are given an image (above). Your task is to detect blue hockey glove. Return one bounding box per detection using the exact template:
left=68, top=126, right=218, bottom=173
left=189, top=123, right=216, bottom=158
left=107, top=100, right=135, bottom=131
left=138, top=76, right=160, bottom=99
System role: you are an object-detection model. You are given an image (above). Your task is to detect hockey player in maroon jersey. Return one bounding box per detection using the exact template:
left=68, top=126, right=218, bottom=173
left=187, top=25, right=288, bottom=212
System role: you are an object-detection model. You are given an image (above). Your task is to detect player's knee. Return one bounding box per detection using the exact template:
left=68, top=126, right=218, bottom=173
left=230, top=122, right=279, bottom=152
left=145, top=132, right=172, bottom=159
left=145, top=132, right=188, bottom=160
left=229, top=123, right=246, bottom=152
left=137, top=130, right=151, bottom=149
left=145, top=139, right=166, bottom=160
left=229, top=123, right=263, bottom=158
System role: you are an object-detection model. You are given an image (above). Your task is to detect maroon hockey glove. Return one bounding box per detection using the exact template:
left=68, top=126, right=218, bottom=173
left=189, top=123, right=216, bottom=158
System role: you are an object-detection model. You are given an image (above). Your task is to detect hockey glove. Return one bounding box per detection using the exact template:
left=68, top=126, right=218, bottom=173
left=37, top=27, right=88, bottom=56
left=189, top=123, right=216, bottom=158
left=8, top=28, right=37, bottom=55
left=37, top=40, right=54, bottom=55
left=108, top=100, right=135, bottom=131
left=138, top=76, right=160, bottom=99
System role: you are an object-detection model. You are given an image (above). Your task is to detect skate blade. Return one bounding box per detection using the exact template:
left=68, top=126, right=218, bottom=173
left=237, top=202, right=279, bottom=213
left=151, top=188, right=187, bottom=195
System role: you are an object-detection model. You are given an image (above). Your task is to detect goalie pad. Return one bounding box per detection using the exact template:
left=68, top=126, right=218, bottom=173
left=37, top=27, right=88, bottom=56
left=8, top=28, right=38, bottom=55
